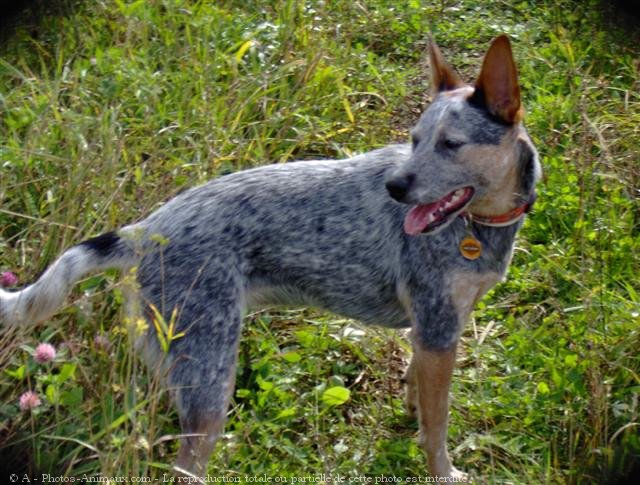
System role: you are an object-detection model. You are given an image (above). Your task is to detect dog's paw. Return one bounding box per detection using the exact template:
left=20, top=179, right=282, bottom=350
left=430, top=466, right=470, bottom=483
left=427, top=451, right=471, bottom=482
left=449, top=467, right=470, bottom=482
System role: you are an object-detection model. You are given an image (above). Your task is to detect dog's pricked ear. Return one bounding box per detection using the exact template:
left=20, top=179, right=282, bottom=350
left=471, top=35, right=522, bottom=124
left=428, top=38, right=464, bottom=93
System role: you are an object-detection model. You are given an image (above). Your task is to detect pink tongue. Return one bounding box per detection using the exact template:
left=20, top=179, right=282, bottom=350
left=404, top=202, right=439, bottom=236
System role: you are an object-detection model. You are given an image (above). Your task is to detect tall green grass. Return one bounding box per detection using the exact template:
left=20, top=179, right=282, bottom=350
left=1, top=0, right=638, bottom=482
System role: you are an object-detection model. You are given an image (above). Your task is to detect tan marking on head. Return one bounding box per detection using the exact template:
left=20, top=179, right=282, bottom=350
left=460, top=128, right=523, bottom=216
left=514, top=105, right=525, bottom=123
left=442, top=86, right=474, bottom=99
left=447, top=271, right=502, bottom=324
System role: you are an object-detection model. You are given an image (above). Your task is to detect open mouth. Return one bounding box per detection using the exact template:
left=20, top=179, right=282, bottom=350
left=403, top=187, right=475, bottom=235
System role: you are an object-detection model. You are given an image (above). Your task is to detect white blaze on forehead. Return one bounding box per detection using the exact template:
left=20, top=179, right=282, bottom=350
left=433, top=99, right=464, bottom=139
left=435, top=102, right=452, bottom=125
left=433, top=89, right=475, bottom=131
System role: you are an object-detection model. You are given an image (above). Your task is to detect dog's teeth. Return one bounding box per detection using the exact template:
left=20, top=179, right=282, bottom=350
left=448, top=189, right=466, bottom=206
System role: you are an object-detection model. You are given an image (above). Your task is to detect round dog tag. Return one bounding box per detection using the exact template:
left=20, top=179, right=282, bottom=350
left=460, top=236, right=482, bottom=260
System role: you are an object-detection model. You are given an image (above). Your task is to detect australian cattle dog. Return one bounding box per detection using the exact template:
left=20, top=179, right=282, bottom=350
left=1, top=35, right=541, bottom=479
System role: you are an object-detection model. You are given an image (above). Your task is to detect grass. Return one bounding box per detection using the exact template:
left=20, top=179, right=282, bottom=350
left=1, top=0, right=639, bottom=482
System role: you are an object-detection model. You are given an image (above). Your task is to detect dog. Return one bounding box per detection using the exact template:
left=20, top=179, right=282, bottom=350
left=1, top=35, right=540, bottom=479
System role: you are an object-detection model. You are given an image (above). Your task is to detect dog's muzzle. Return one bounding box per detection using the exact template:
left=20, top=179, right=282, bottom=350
left=385, top=173, right=415, bottom=203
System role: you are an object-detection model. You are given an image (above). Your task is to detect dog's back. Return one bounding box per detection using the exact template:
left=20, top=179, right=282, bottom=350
left=134, top=144, right=411, bottom=330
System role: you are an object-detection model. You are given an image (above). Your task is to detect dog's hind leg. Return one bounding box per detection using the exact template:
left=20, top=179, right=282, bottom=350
left=401, top=339, right=418, bottom=419
left=148, top=273, right=244, bottom=478
left=174, top=412, right=227, bottom=479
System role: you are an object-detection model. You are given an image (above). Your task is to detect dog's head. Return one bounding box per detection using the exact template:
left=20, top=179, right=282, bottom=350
left=386, top=35, right=541, bottom=236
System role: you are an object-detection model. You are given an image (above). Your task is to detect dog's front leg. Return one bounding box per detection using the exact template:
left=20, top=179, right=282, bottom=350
left=412, top=342, right=467, bottom=480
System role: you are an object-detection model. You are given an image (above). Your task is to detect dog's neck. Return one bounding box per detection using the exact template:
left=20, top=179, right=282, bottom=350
left=464, top=192, right=536, bottom=227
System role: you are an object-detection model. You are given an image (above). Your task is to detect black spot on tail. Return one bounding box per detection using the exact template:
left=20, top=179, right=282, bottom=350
left=80, top=231, right=120, bottom=258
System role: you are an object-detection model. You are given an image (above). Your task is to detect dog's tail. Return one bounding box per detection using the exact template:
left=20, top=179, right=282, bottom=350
left=1, top=230, right=139, bottom=327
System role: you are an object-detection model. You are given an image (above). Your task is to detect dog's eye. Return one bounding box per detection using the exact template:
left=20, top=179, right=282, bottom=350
left=411, top=135, right=420, bottom=150
left=443, top=138, right=464, bottom=150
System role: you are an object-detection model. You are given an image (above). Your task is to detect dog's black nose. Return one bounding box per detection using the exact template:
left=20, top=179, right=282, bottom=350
left=385, top=174, right=415, bottom=202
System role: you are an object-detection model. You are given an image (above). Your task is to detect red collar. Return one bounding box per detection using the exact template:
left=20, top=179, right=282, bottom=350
left=462, top=199, right=533, bottom=227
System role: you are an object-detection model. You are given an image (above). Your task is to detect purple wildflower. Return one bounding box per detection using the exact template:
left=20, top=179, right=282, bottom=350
left=0, top=271, right=18, bottom=287
left=19, top=391, right=42, bottom=411
left=93, top=333, right=111, bottom=352
left=34, top=343, right=56, bottom=364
